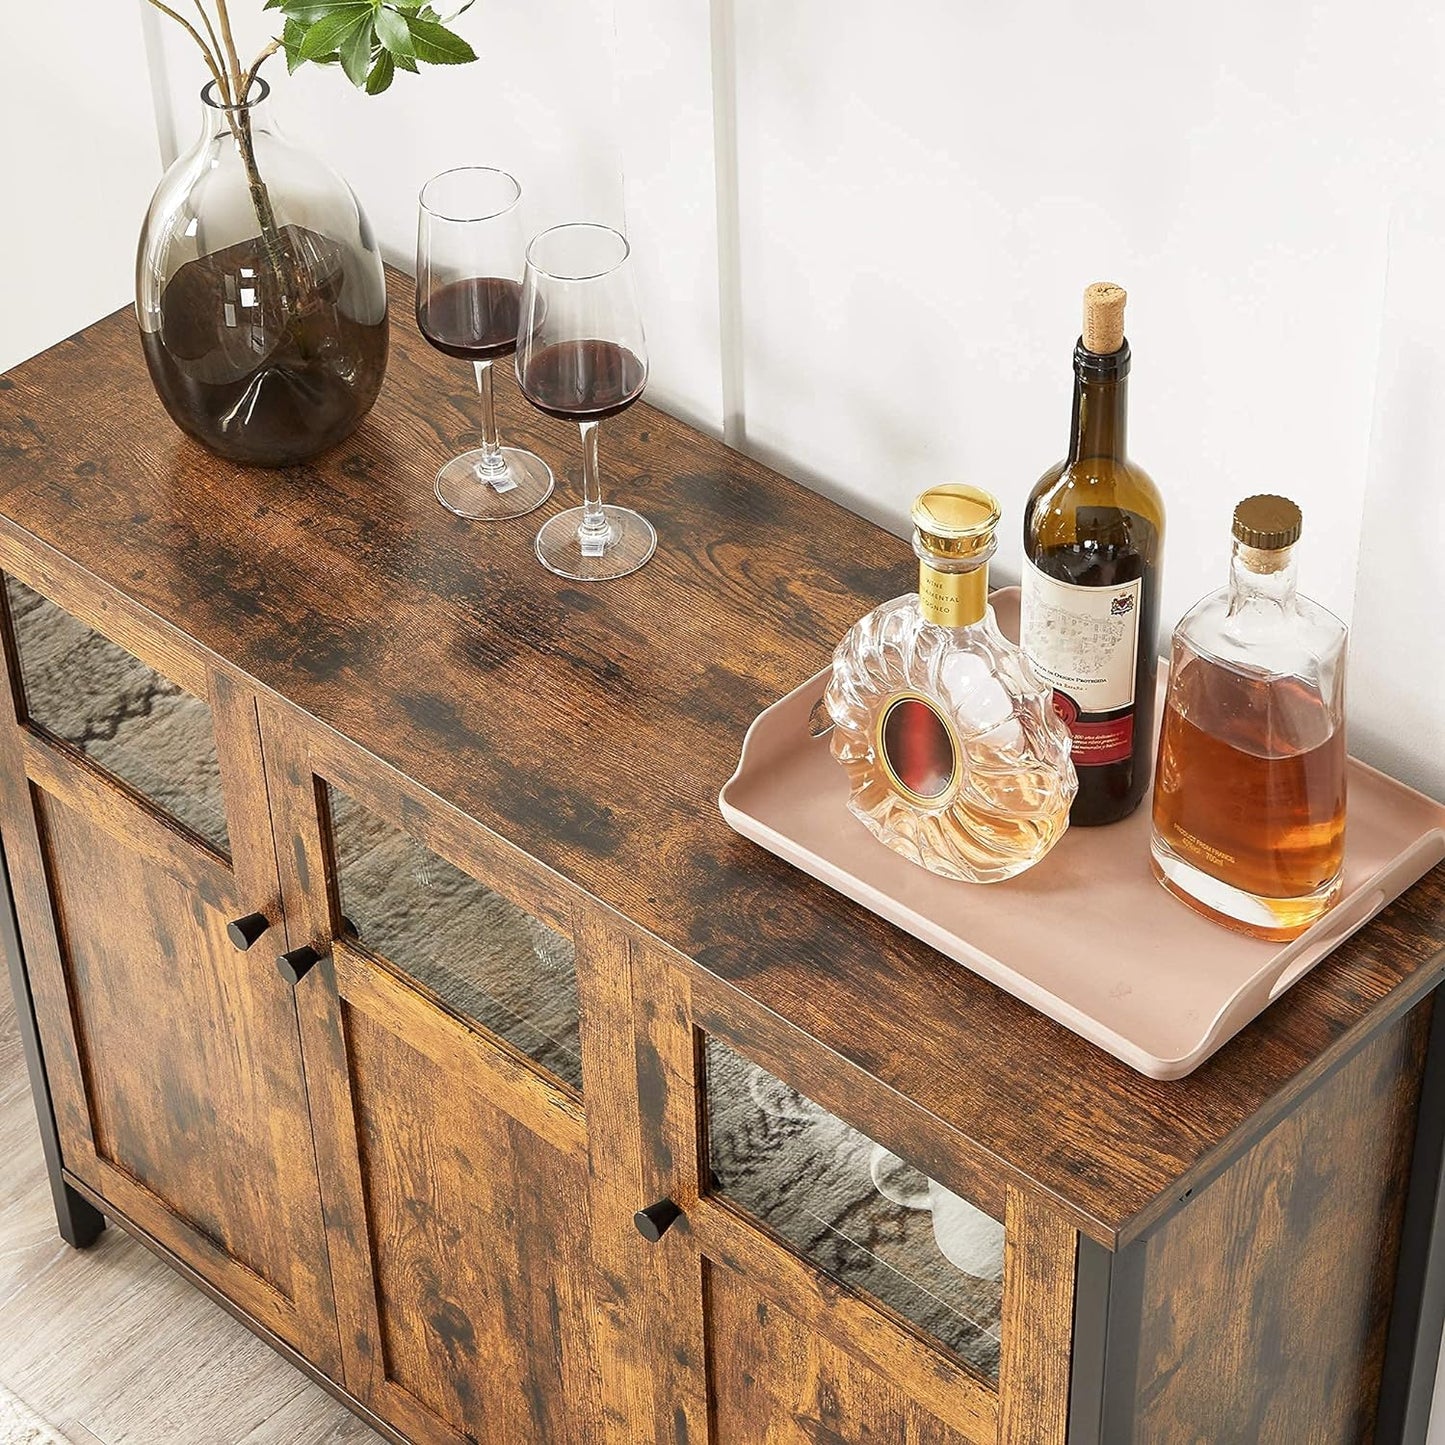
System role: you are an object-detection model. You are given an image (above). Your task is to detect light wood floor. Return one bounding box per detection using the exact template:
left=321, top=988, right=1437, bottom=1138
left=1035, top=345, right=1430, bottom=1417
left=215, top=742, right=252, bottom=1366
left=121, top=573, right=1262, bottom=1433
left=0, top=979, right=382, bottom=1445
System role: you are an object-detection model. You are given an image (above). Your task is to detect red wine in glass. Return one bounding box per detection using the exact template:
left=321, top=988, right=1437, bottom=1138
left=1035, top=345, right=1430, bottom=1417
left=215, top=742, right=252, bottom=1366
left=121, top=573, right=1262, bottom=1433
left=415, top=167, right=553, bottom=521
left=516, top=222, right=653, bottom=581
left=416, top=276, right=522, bottom=363
left=518, top=339, right=646, bottom=422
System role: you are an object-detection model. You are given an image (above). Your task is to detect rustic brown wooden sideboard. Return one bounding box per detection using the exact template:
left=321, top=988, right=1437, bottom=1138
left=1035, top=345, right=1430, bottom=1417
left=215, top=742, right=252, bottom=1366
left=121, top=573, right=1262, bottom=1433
left=2, top=275, right=1444, bottom=1445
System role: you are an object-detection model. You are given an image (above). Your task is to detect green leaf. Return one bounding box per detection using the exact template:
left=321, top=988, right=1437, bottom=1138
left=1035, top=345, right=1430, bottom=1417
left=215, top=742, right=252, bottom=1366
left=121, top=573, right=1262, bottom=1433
left=365, top=49, right=395, bottom=93
left=296, top=4, right=371, bottom=60
left=392, top=48, right=419, bottom=71
left=404, top=15, right=476, bottom=63
left=339, top=13, right=376, bottom=85
left=283, top=16, right=307, bottom=71
left=373, top=6, right=413, bottom=55
left=263, top=0, right=284, bottom=11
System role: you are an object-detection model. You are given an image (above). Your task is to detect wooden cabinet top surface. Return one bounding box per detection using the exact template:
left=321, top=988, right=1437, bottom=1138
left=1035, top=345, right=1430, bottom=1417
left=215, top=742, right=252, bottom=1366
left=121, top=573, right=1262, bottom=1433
left=3, top=273, right=1442, bottom=1246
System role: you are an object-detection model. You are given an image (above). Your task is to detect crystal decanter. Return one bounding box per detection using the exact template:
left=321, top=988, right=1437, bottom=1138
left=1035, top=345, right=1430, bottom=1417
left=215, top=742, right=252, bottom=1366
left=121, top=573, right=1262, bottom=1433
left=824, top=485, right=1077, bottom=883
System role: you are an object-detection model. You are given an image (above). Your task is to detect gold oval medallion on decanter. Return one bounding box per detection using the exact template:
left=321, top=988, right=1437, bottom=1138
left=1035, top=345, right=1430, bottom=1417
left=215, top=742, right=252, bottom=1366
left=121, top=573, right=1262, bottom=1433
left=824, top=485, right=1078, bottom=883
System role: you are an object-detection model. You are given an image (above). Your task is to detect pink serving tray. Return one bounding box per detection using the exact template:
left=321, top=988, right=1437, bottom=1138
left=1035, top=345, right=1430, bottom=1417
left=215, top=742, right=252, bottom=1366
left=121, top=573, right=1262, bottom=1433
left=719, top=589, right=1445, bottom=1080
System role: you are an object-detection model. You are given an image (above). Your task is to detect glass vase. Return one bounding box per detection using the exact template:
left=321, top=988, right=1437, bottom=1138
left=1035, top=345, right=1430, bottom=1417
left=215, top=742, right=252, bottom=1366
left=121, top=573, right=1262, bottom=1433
left=135, top=79, right=388, bottom=467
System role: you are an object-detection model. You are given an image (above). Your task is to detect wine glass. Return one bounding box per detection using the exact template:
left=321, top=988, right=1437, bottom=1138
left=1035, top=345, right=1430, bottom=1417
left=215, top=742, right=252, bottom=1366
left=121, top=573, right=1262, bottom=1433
left=516, top=223, right=654, bottom=581
left=416, top=168, right=554, bottom=520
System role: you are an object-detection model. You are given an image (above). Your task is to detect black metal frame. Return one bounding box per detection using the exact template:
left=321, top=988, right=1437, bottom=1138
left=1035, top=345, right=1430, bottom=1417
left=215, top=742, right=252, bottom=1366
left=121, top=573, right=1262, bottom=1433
left=1377, top=992, right=1445, bottom=1443
left=0, top=829, right=104, bottom=1249
left=1067, top=1233, right=1145, bottom=1443
left=1068, top=982, right=1445, bottom=1444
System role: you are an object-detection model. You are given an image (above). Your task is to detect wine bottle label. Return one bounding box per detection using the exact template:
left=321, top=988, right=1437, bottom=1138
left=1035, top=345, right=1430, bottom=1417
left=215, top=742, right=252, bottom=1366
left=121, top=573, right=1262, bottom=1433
left=1020, top=562, right=1142, bottom=766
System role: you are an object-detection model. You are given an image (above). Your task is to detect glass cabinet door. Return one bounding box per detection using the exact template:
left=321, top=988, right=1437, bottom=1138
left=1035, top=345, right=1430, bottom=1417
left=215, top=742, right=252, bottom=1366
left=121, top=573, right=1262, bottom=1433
left=0, top=570, right=338, bottom=1374
left=326, top=782, right=582, bottom=1090
left=261, top=717, right=598, bottom=1444
left=704, top=1035, right=1005, bottom=1381
left=614, top=954, right=1082, bottom=1445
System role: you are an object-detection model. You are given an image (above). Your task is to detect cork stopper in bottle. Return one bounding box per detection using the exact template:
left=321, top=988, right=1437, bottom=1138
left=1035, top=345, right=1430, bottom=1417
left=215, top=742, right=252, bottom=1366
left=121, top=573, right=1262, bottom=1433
left=1082, top=282, right=1127, bottom=355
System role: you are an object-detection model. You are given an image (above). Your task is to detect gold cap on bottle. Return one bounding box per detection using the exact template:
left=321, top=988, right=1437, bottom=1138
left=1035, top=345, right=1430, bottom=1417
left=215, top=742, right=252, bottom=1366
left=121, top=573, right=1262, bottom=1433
left=1233, top=494, right=1302, bottom=550
left=910, top=484, right=1002, bottom=560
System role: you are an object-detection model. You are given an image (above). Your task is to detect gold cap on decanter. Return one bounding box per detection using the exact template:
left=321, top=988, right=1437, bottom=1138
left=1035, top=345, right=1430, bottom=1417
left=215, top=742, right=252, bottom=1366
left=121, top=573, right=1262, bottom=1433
left=1233, top=494, right=1302, bottom=550
left=911, top=485, right=999, bottom=627
left=910, top=484, right=1002, bottom=560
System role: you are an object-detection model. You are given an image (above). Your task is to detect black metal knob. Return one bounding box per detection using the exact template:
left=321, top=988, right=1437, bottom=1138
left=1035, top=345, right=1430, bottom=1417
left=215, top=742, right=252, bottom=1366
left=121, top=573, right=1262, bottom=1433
left=226, top=912, right=270, bottom=951
left=277, top=946, right=322, bottom=986
left=634, top=1199, right=682, bottom=1242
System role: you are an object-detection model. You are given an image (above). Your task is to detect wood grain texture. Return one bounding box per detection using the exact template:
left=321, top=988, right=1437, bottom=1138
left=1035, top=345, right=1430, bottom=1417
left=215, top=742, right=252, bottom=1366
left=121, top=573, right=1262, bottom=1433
left=263, top=707, right=601, bottom=1442
left=1, top=283, right=1443, bottom=1246
left=997, top=1188, right=1076, bottom=1445
left=0, top=584, right=338, bottom=1373
left=340, top=1003, right=600, bottom=1444
left=331, top=937, right=585, bottom=1162
left=0, top=534, right=212, bottom=700
left=1122, top=1001, right=1430, bottom=1444
left=18, top=726, right=233, bottom=897
left=0, top=936, right=379, bottom=1445
left=704, top=1265, right=986, bottom=1445
left=263, top=709, right=392, bottom=1408
left=38, top=789, right=289, bottom=1288
left=692, top=1198, right=999, bottom=1442
left=633, top=948, right=999, bottom=1443
left=573, top=916, right=712, bottom=1445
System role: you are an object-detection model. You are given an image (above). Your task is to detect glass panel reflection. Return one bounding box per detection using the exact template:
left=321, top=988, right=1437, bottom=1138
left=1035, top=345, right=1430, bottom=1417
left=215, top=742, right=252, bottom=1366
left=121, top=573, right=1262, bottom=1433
left=5, top=575, right=230, bottom=855
left=705, top=1036, right=1003, bottom=1380
left=328, top=785, right=582, bottom=1091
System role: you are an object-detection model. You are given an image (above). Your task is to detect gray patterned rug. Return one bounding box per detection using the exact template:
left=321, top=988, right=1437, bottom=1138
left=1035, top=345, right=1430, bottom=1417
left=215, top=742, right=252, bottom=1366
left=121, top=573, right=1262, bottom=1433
left=0, top=1385, right=72, bottom=1445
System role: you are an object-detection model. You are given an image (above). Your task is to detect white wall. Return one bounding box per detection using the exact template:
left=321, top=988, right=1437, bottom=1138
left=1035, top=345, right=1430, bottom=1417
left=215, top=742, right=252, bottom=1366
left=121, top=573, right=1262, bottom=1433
left=1351, top=192, right=1445, bottom=803
left=4, top=0, right=1445, bottom=1426
left=728, top=0, right=1445, bottom=658
left=0, top=2, right=161, bottom=371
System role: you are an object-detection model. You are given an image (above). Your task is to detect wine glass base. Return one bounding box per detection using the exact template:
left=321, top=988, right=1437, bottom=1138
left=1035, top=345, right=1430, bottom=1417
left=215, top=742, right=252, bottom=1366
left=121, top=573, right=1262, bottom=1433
left=435, top=448, right=554, bottom=520
left=535, top=505, right=656, bottom=581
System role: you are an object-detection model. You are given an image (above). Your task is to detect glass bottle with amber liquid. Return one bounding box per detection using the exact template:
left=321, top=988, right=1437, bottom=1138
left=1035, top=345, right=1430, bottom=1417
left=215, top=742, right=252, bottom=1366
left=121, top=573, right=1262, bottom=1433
left=1021, top=283, right=1165, bottom=825
left=1150, top=496, right=1347, bottom=940
left=824, top=485, right=1077, bottom=883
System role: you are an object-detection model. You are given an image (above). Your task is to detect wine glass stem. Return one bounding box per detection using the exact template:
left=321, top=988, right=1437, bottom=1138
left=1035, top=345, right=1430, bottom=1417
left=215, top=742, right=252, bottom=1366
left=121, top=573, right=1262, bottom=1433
left=472, top=360, right=511, bottom=487
left=577, top=419, right=612, bottom=556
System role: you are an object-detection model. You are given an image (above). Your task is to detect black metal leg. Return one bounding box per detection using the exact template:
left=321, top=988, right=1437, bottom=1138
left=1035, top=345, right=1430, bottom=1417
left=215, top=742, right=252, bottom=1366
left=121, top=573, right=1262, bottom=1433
left=1068, top=1233, right=1146, bottom=1444
left=0, top=832, right=104, bottom=1250
left=1377, top=990, right=1445, bottom=1445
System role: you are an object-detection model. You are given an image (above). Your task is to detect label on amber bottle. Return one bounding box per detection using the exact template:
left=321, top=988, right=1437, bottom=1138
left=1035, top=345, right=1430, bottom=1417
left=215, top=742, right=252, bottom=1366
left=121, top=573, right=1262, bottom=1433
left=1020, top=563, right=1141, bottom=766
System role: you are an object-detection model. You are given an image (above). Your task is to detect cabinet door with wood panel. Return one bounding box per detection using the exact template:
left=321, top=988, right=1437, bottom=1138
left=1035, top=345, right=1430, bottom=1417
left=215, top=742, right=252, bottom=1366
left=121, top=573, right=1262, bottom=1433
left=261, top=709, right=601, bottom=1444
left=607, top=936, right=1081, bottom=1445
left=0, top=568, right=338, bottom=1372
